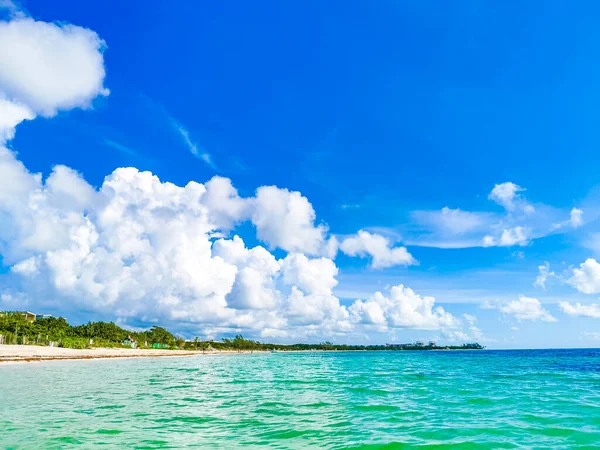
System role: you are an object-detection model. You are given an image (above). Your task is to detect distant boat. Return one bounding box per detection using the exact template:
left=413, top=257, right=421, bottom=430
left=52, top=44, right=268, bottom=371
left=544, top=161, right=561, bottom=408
left=271, top=349, right=278, bottom=353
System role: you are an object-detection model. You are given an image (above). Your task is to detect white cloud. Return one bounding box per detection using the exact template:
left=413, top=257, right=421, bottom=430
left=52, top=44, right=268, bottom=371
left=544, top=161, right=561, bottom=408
left=285, top=290, right=348, bottom=327
left=500, top=296, right=556, bottom=322
left=481, top=235, right=495, bottom=247
left=406, top=183, right=574, bottom=249
left=349, top=285, right=459, bottom=330
left=0, top=98, right=34, bottom=141
left=0, top=135, right=436, bottom=340
left=202, top=176, right=250, bottom=229
left=408, top=207, right=497, bottom=248
left=0, top=0, right=24, bottom=18
left=251, top=185, right=333, bottom=257
left=172, top=119, right=215, bottom=169
left=279, top=253, right=349, bottom=326
left=0, top=146, right=369, bottom=338
left=350, top=299, right=387, bottom=326
left=0, top=150, right=103, bottom=263
left=0, top=145, right=481, bottom=341
left=570, top=208, right=583, bottom=228
left=339, top=230, right=416, bottom=269
left=280, top=253, right=338, bottom=295
left=45, top=165, right=98, bottom=212
left=0, top=16, right=108, bottom=139
left=411, top=207, right=491, bottom=235
left=1, top=145, right=470, bottom=339
left=480, top=226, right=529, bottom=248
left=499, top=226, right=529, bottom=246
left=568, top=258, right=600, bottom=294
left=11, top=255, right=39, bottom=276
left=559, top=302, right=600, bottom=318
left=481, top=299, right=499, bottom=310
left=461, top=313, right=485, bottom=341
left=213, top=236, right=280, bottom=310
left=534, top=262, right=554, bottom=289
left=552, top=207, right=584, bottom=231
left=463, top=313, right=477, bottom=324
left=582, top=331, right=600, bottom=341
left=489, top=182, right=528, bottom=211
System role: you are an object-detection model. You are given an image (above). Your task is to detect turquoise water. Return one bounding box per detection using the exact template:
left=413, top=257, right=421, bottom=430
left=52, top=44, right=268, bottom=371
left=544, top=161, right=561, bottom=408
left=1, top=350, right=600, bottom=449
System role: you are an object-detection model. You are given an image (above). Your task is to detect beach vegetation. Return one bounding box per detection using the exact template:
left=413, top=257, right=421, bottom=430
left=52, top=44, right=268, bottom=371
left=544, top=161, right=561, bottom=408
left=0, top=311, right=484, bottom=351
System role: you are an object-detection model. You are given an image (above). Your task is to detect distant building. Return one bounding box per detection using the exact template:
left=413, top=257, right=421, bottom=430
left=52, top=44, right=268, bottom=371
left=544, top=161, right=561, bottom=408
left=35, top=314, right=53, bottom=320
left=1, top=311, right=53, bottom=322
left=123, top=336, right=137, bottom=348
left=415, top=341, right=425, bottom=347
left=17, top=311, right=37, bottom=322
left=152, top=343, right=169, bottom=349
left=428, top=341, right=437, bottom=347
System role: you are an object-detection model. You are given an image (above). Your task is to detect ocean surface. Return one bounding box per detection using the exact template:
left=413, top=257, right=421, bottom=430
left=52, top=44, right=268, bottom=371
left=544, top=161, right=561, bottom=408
left=1, top=349, right=600, bottom=449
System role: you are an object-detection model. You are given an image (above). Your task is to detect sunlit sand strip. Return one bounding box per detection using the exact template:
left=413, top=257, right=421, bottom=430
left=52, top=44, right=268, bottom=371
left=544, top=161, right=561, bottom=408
left=0, top=344, right=261, bottom=364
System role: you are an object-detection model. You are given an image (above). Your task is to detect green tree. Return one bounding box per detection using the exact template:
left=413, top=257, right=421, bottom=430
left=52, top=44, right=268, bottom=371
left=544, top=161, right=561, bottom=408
left=148, top=326, right=175, bottom=345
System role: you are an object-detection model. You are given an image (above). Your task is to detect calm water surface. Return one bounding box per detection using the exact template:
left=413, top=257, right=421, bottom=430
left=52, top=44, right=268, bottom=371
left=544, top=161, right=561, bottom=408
left=1, top=349, right=600, bottom=449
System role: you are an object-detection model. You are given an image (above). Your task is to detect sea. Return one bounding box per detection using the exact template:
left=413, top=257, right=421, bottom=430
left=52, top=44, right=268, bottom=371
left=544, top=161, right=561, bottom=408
left=1, top=349, right=599, bottom=449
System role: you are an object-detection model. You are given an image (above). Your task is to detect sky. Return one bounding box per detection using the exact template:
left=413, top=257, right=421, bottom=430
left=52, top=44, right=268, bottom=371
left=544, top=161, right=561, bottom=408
left=1, top=1, right=600, bottom=348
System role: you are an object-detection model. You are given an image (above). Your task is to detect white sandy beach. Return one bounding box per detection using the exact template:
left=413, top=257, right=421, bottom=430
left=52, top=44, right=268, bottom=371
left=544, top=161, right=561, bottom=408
left=0, top=344, right=209, bottom=363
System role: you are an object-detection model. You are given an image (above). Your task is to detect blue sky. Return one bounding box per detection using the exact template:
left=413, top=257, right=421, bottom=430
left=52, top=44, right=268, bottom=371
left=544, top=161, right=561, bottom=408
left=2, top=1, right=600, bottom=347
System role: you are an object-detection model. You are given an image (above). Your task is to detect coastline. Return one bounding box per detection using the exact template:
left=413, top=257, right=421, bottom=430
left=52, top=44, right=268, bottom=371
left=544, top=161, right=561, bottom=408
left=0, top=344, right=489, bottom=364
left=0, top=344, right=265, bottom=364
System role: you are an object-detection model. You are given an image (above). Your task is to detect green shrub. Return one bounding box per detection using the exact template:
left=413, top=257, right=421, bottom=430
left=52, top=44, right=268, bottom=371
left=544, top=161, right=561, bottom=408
left=59, top=337, right=89, bottom=349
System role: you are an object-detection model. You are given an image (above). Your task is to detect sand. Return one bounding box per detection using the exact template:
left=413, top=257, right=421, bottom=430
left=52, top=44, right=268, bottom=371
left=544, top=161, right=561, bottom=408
left=0, top=344, right=211, bottom=363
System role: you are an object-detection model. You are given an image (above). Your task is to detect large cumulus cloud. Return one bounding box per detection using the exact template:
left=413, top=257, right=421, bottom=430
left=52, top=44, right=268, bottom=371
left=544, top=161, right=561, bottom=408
left=0, top=154, right=469, bottom=339
left=0, top=5, right=473, bottom=342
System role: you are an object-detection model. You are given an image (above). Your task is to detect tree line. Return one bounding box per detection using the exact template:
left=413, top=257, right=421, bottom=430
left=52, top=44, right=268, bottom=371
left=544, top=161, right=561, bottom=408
left=0, top=312, right=484, bottom=351
left=0, top=312, right=177, bottom=349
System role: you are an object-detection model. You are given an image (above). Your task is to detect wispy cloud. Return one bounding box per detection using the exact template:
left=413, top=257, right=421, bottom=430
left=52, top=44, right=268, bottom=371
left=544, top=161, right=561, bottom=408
left=170, top=119, right=217, bottom=170
left=533, top=262, right=555, bottom=289
left=582, top=331, right=600, bottom=341
left=103, top=139, right=138, bottom=156
left=103, top=138, right=157, bottom=167
left=0, top=0, right=26, bottom=18
left=400, top=183, right=580, bottom=249
left=138, top=93, right=218, bottom=171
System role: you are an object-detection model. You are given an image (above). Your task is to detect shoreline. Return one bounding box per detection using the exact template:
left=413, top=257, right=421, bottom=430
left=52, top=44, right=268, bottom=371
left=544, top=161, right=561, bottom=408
left=0, top=345, right=491, bottom=365
left=0, top=344, right=268, bottom=365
